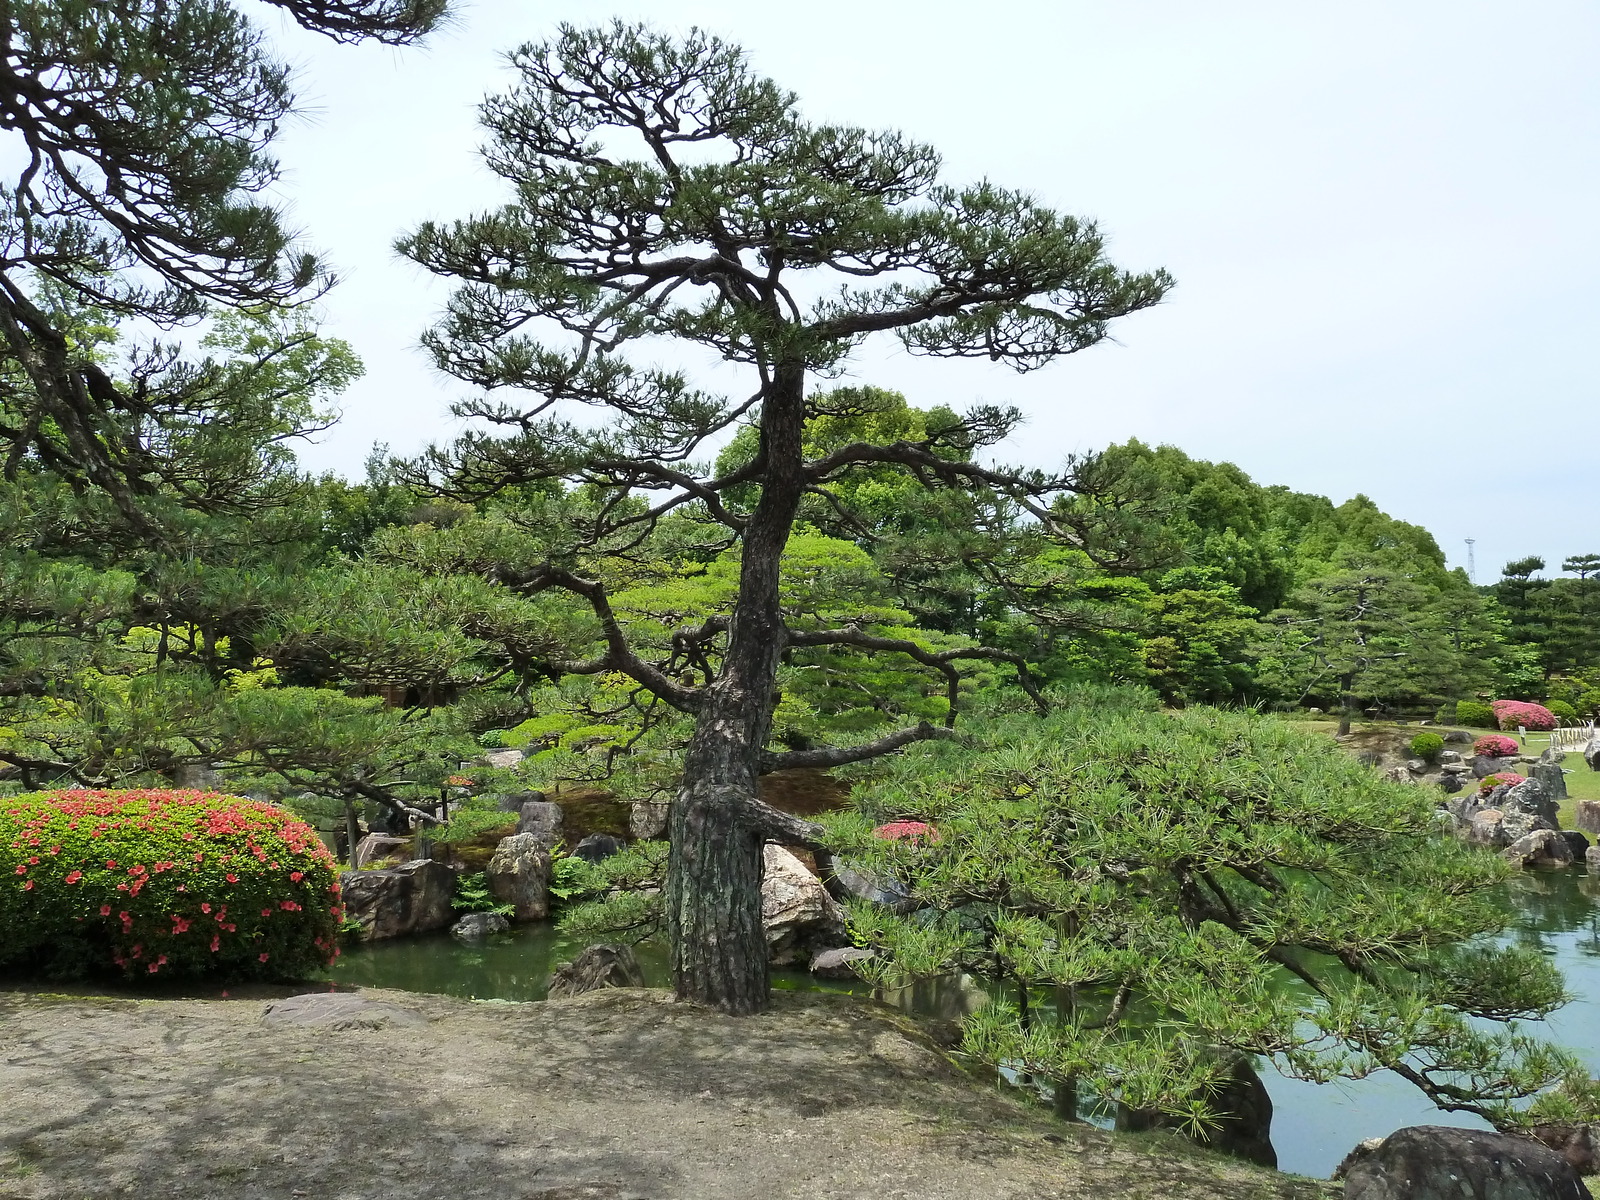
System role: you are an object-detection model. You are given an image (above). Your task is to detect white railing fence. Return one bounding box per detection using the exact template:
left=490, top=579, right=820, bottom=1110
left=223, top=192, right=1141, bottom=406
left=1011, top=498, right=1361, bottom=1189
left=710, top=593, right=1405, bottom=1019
left=1549, top=723, right=1597, bottom=751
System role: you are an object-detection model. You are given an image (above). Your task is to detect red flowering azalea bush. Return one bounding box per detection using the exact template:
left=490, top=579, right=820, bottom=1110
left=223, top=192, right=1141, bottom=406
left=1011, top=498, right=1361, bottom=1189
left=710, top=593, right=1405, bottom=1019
left=1491, top=699, right=1557, bottom=732
left=1473, top=735, right=1520, bottom=759
left=0, top=789, right=342, bottom=982
left=873, top=820, right=941, bottom=845
left=1478, top=772, right=1528, bottom=796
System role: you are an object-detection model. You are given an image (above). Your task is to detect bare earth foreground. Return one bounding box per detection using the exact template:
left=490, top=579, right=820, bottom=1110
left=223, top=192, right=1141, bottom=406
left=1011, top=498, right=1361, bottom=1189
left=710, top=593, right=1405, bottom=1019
left=0, top=986, right=1335, bottom=1200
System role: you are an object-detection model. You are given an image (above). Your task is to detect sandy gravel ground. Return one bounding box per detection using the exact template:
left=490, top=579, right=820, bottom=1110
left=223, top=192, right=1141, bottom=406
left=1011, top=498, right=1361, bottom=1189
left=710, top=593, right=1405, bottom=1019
left=0, top=985, right=1336, bottom=1200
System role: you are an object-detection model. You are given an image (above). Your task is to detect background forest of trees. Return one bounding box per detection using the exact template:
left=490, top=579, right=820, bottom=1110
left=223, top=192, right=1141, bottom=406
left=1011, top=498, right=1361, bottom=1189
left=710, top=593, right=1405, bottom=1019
left=1, top=323, right=1592, bottom=825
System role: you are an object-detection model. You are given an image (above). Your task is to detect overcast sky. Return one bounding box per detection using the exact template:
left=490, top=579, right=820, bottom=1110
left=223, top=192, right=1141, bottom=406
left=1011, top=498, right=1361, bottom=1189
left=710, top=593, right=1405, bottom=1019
left=252, top=0, right=1598, bottom=584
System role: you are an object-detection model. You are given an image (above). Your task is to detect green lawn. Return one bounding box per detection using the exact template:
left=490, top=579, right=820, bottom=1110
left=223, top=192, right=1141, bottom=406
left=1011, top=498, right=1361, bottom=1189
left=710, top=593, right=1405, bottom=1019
left=1512, top=731, right=1599, bottom=829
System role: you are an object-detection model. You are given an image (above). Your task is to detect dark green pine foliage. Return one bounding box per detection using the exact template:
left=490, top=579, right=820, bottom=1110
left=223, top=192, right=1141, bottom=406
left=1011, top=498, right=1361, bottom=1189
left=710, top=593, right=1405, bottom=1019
left=395, top=22, right=1170, bottom=1012
left=828, top=690, right=1600, bottom=1135
left=0, top=0, right=446, bottom=522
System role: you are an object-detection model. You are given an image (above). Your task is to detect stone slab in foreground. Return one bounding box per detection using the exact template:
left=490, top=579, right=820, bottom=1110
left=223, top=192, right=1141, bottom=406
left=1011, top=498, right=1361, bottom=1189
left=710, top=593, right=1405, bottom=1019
left=0, top=986, right=1334, bottom=1200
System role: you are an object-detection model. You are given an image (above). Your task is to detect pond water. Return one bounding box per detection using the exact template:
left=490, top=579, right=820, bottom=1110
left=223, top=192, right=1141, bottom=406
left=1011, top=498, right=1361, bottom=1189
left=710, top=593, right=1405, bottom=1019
left=327, top=866, right=1600, bottom=1181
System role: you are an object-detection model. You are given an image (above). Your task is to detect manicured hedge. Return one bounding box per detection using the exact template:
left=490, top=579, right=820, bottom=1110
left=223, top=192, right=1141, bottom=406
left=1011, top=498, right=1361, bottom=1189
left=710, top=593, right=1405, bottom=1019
left=1409, top=732, right=1444, bottom=761
left=1473, top=735, right=1520, bottom=759
left=1491, top=699, right=1558, bottom=732
left=1455, top=699, right=1496, bottom=728
left=0, top=789, right=342, bottom=982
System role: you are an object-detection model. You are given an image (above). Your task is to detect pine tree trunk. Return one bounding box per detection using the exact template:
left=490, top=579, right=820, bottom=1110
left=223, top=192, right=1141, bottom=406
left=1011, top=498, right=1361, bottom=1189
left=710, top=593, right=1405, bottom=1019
left=666, top=362, right=807, bottom=1013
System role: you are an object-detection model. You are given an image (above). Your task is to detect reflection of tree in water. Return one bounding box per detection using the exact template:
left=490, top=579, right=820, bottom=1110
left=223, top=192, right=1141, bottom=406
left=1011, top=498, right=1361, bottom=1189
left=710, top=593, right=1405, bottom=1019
left=1503, top=869, right=1600, bottom=952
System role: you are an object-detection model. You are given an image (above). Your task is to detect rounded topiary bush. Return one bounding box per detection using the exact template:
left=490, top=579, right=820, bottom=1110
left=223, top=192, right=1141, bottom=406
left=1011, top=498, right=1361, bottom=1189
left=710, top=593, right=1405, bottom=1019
left=1409, top=732, right=1445, bottom=761
left=0, top=789, right=342, bottom=982
left=1455, top=699, right=1496, bottom=728
left=1473, top=734, right=1520, bottom=759
left=1546, top=700, right=1578, bottom=725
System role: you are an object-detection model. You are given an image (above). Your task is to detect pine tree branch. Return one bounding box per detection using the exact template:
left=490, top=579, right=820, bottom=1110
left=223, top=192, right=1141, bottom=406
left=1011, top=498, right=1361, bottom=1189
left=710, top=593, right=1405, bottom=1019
left=512, top=565, right=702, bottom=713
left=759, top=720, right=961, bottom=773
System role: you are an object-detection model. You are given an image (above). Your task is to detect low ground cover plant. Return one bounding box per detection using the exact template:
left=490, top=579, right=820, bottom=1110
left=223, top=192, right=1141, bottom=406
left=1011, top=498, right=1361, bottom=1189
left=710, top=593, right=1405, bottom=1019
left=0, top=789, right=342, bottom=981
left=1492, top=699, right=1558, bottom=732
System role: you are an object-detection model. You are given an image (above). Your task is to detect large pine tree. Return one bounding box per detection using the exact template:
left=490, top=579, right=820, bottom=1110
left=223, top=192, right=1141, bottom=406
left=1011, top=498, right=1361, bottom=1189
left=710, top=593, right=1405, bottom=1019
left=399, top=22, right=1170, bottom=1012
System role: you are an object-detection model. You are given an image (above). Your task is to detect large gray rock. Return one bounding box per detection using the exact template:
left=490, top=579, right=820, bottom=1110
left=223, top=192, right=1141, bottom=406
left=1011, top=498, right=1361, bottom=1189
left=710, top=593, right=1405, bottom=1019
left=480, top=747, right=525, bottom=770
left=1533, top=764, right=1570, bottom=802
left=546, top=944, right=646, bottom=999
left=1338, top=1125, right=1591, bottom=1199
left=630, top=798, right=669, bottom=841
left=1466, top=809, right=1508, bottom=848
left=1589, top=845, right=1600, bottom=873
left=1474, top=755, right=1520, bottom=779
left=1501, top=806, right=1557, bottom=845
left=515, top=798, right=564, bottom=848
left=451, top=912, right=510, bottom=939
left=1444, top=729, right=1474, bottom=743
left=1586, top=735, right=1600, bottom=773
left=352, top=832, right=410, bottom=870
left=762, top=843, right=848, bottom=967
left=486, top=833, right=551, bottom=922
left=1541, top=747, right=1570, bottom=765
left=574, top=833, right=624, bottom=863
left=1439, top=750, right=1465, bottom=766
left=1439, top=773, right=1466, bottom=794
left=1506, top=778, right=1560, bottom=826
left=1505, top=829, right=1575, bottom=869
left=809, top=947, right=878, bottom=979
left=261, top=992, right=426, bottom=1030
left=833, top=861, right=919, bottom=914
left=1531, top=1124, right=1599, bottom=1176
left=1560, top=830, right=1591, bottom=859
left=1575, top=801, right=1600, bottom=837
left=339, top=859, right=456, bottom=941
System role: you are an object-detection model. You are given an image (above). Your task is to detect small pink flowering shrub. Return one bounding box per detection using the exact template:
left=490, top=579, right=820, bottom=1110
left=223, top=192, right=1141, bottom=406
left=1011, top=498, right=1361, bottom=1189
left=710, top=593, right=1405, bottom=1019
left=1473, top=735, right=1520, bottom=759
left=0, top=789, right=341, bottom=982
left=1491, top=699, right=1557, bottom=732
left=1478, top=772, right=1528, bottom=796
left=873, top=820, right=941, bottom=845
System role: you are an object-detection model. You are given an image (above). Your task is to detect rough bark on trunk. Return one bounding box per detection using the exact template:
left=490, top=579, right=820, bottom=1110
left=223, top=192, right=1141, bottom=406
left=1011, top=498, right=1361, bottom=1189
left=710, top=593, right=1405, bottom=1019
left=666, top=362, right=807, bottom=1013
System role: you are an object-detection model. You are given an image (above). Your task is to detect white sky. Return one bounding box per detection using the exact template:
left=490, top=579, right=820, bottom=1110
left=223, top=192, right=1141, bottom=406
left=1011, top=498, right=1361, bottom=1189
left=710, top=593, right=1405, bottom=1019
left=251, top=0, right=1599, bottom=584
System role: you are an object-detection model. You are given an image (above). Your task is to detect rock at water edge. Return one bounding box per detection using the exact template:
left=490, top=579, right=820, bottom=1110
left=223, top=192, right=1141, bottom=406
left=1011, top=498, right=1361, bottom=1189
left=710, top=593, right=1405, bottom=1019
left=547, top=944, right=646, bottom=999
left=1575, top=801, right=1600, bottom=837
left=515, top=798, right=564, bottom=849
left=451, top=912, right=510, bottom=939
left=486, top=833, right=552, bottom=922
left=1504, top=829, right=1575, bottom=870
left=339, top=859, right=456, bottom=941
left=810, top=947, right=878, bottom=979
left=1338, top=1125, right=1591, bottom=1199
left=352, top=832, right=410, bottom=870
left=762, top=843, right=847, bottom=968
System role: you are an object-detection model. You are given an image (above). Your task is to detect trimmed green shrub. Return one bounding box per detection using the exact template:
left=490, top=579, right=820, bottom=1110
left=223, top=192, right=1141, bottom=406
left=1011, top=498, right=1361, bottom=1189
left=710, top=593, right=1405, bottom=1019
left=1456, top=699, right=1496, bottom=728
left=0, top=789, right=342, bottom=982
left=1409, top=732, right=1445, bottom=761
left=1547, top=700, right=1578, bottom=725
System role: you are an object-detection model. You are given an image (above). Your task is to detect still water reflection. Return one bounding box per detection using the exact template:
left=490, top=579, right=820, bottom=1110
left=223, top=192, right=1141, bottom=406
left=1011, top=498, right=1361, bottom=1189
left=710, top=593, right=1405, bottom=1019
left=329, top=868, right=1600, bottom=1180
